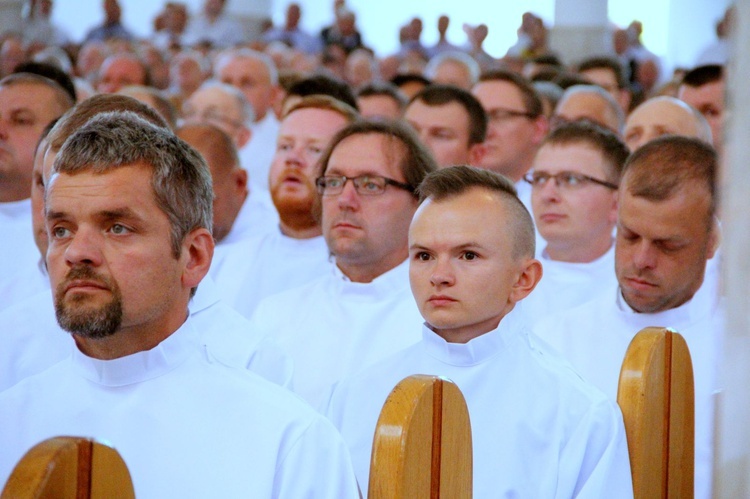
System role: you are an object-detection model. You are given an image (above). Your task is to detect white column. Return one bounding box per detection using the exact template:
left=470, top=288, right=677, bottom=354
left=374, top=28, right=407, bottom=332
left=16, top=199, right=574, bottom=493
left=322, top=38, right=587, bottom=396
left=715, top=1, right=750, bottom=496
left=549, top=0, right=610, bottom=64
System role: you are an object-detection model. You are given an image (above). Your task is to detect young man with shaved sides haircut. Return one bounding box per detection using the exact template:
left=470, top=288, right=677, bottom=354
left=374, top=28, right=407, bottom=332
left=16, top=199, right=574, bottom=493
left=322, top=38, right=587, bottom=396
left=209, top=96, right=359, bottom=319
left=534, top=136, right=722, bottom=498
left=521, top=122, right=628, bottom=324
left=404, top=84, right=487, bottom=168
left=249, top=120, right=436, bottom=407
left=325, top=166, right=632, bottom=497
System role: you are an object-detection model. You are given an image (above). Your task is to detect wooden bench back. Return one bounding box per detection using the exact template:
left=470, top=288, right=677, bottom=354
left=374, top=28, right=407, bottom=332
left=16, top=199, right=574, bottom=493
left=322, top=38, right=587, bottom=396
left=617, top=327, right=695, bottom=499
left=1, top=436, right=134, bottom=499
left=368, top=375, right=472, bottom=499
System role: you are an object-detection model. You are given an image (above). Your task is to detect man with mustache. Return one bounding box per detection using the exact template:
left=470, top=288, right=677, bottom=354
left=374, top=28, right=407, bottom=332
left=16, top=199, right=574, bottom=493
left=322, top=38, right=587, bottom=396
left=0, top=111, right=360, bottom=497
left=208, top=96, right=358, bottom=319
left=324, top=165, right=632, bottom=497
left=0, top=95, right=293, bottom=393
left=533, top=136, right=721, bottom=499
left=249, top=119, right=437, bottom=407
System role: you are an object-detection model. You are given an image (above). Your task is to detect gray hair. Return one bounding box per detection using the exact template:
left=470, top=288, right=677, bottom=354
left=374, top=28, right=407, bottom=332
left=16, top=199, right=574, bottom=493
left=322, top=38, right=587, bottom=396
left=557, top=84, right=626, bottom=133
left=214, top=47, right=279, bottom=86
left=50, top=111, right=213, bottom=258
left=195, top=79, right=256, bottom=125
left=424, top=51, right=481, bottom=86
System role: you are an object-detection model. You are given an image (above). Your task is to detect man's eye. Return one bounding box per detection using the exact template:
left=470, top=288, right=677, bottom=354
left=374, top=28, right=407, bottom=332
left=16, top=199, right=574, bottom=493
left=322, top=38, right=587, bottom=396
left=362, top=181, right=380, bottom=191
left=462, top=251, right=478, bottom=261
left=561, top=173, right=581, bottom=186
left=52, top=226, right=70, bottom=238
left=326, top=177, right=343, bottom=188
left=415, top=252, right=431, bottom=261
left=110, top=224, right=129, bottom=235
left=307, top=145, right=322, bottom=155
left=277, top=143, right=292, bottom=151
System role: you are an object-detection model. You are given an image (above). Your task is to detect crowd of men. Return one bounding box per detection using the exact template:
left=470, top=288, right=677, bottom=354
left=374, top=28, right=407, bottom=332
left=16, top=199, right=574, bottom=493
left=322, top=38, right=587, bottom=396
left=0, top=0, right=730, bottom=497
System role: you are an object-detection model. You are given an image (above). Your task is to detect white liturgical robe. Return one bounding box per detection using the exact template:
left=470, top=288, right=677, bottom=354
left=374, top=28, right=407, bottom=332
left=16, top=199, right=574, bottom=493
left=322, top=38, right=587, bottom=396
left=532, top=278, right=722, bottom=499
left=0, top=275, right=292, bottom=392
left=211, top=230, right=331, bottom=319
left=520, top=245, right=616, bottom=326
left=323, top=309, right=633, bottom=498
left=239, top=112, right=280, bottom=212
left=249, top=260, right=424, bottom=407
left=220, top=192, right=280, bottom=245
left=0, top=319, right=360, bottom=497
left=0, top=199, right=41, bottom=312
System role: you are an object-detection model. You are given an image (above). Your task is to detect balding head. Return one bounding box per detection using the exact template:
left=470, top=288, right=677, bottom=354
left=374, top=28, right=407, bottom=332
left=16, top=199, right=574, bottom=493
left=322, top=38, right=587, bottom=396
left=97, top=54, right=149, bottom=94
left=623, top=96, right=712, bottom=151
left=552, top=85, right=624, bottom=134
left=176, top=123, right=247, bottom=243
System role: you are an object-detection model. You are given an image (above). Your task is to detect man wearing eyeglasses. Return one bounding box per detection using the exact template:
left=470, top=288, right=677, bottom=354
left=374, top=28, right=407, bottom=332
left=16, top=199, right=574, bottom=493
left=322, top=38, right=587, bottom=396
left=182, top=80, right=279, bottom=241
left=533, top=136, right=722, bottom=498
left=471, top=70, right=548, bottom=211
left=249, top=120, right=437, bottom=407
left=520, top=121, right=628, bottom=325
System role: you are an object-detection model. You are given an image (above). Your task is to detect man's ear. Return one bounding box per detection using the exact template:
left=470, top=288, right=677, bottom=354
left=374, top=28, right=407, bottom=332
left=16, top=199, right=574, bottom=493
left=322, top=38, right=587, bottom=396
left=509, top=258, right=543, bottom=304
left=608, top=189, right=619, bottom=225
left=181, top=227, right=214, bottom=290
left=531, top=115, right=550, bottom=146
left=236, top=126, right=252, bottom=149
left=468, top=142, right=487, bottom=167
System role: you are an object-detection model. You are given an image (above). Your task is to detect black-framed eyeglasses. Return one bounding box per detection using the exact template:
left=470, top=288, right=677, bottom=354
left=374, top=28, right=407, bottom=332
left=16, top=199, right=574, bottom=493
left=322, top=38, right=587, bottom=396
left=523, top=171, right=618, bottom=190
left=487, top=108, right=536, bottom=123
left=315, top=174, right=415, bottom=196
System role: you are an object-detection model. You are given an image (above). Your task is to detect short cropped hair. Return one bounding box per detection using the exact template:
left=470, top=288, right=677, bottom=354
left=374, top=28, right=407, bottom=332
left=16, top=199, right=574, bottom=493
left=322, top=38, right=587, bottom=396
left=577, top=57, right=628, bottom=89
left=357, top=82, right=408, bottom=110
left=283, top=94, right=360, bottom=123
left=47, top=94, right=169, bottom=152
left=409, top=84, right=487, bottom=145
left=417, top=165, right=536, bottom=259
left=175, top=123, right=240, bottom=173
left=542, top=121, right=630, bottom=182
left=478, top=70, right=543, bottom=118
left=119, top=85, right=178, bottom=128
left=286, top=74, right=358, bottom=110
left=623, top=135, right=717, bottom=219
left=681, top=64, right=723, bottom=88
left=51, top=111, right=213, bottom=257
left=13, top=62, right=77, bottom=102
left=425, top=51, right=481, bottom=86
left=318, top=119, right=438, bottom=196
left=0, top=72, right=75, bottom=114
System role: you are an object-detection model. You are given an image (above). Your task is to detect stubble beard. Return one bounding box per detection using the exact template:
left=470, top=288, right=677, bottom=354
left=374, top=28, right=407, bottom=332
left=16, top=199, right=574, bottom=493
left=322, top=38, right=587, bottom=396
left=54, top=266, right=123, bottom=339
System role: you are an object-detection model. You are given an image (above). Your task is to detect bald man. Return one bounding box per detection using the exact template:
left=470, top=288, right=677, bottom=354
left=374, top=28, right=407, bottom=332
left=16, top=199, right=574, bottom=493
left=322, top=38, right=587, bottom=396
left=623, top=96, right=712, bottom=151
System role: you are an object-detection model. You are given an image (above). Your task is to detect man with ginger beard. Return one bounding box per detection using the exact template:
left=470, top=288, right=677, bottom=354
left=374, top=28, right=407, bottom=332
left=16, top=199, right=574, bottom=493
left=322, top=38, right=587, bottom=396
left=248, top=119, right=436, bottom=407
left=209, top=96, right=359, bottom=319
